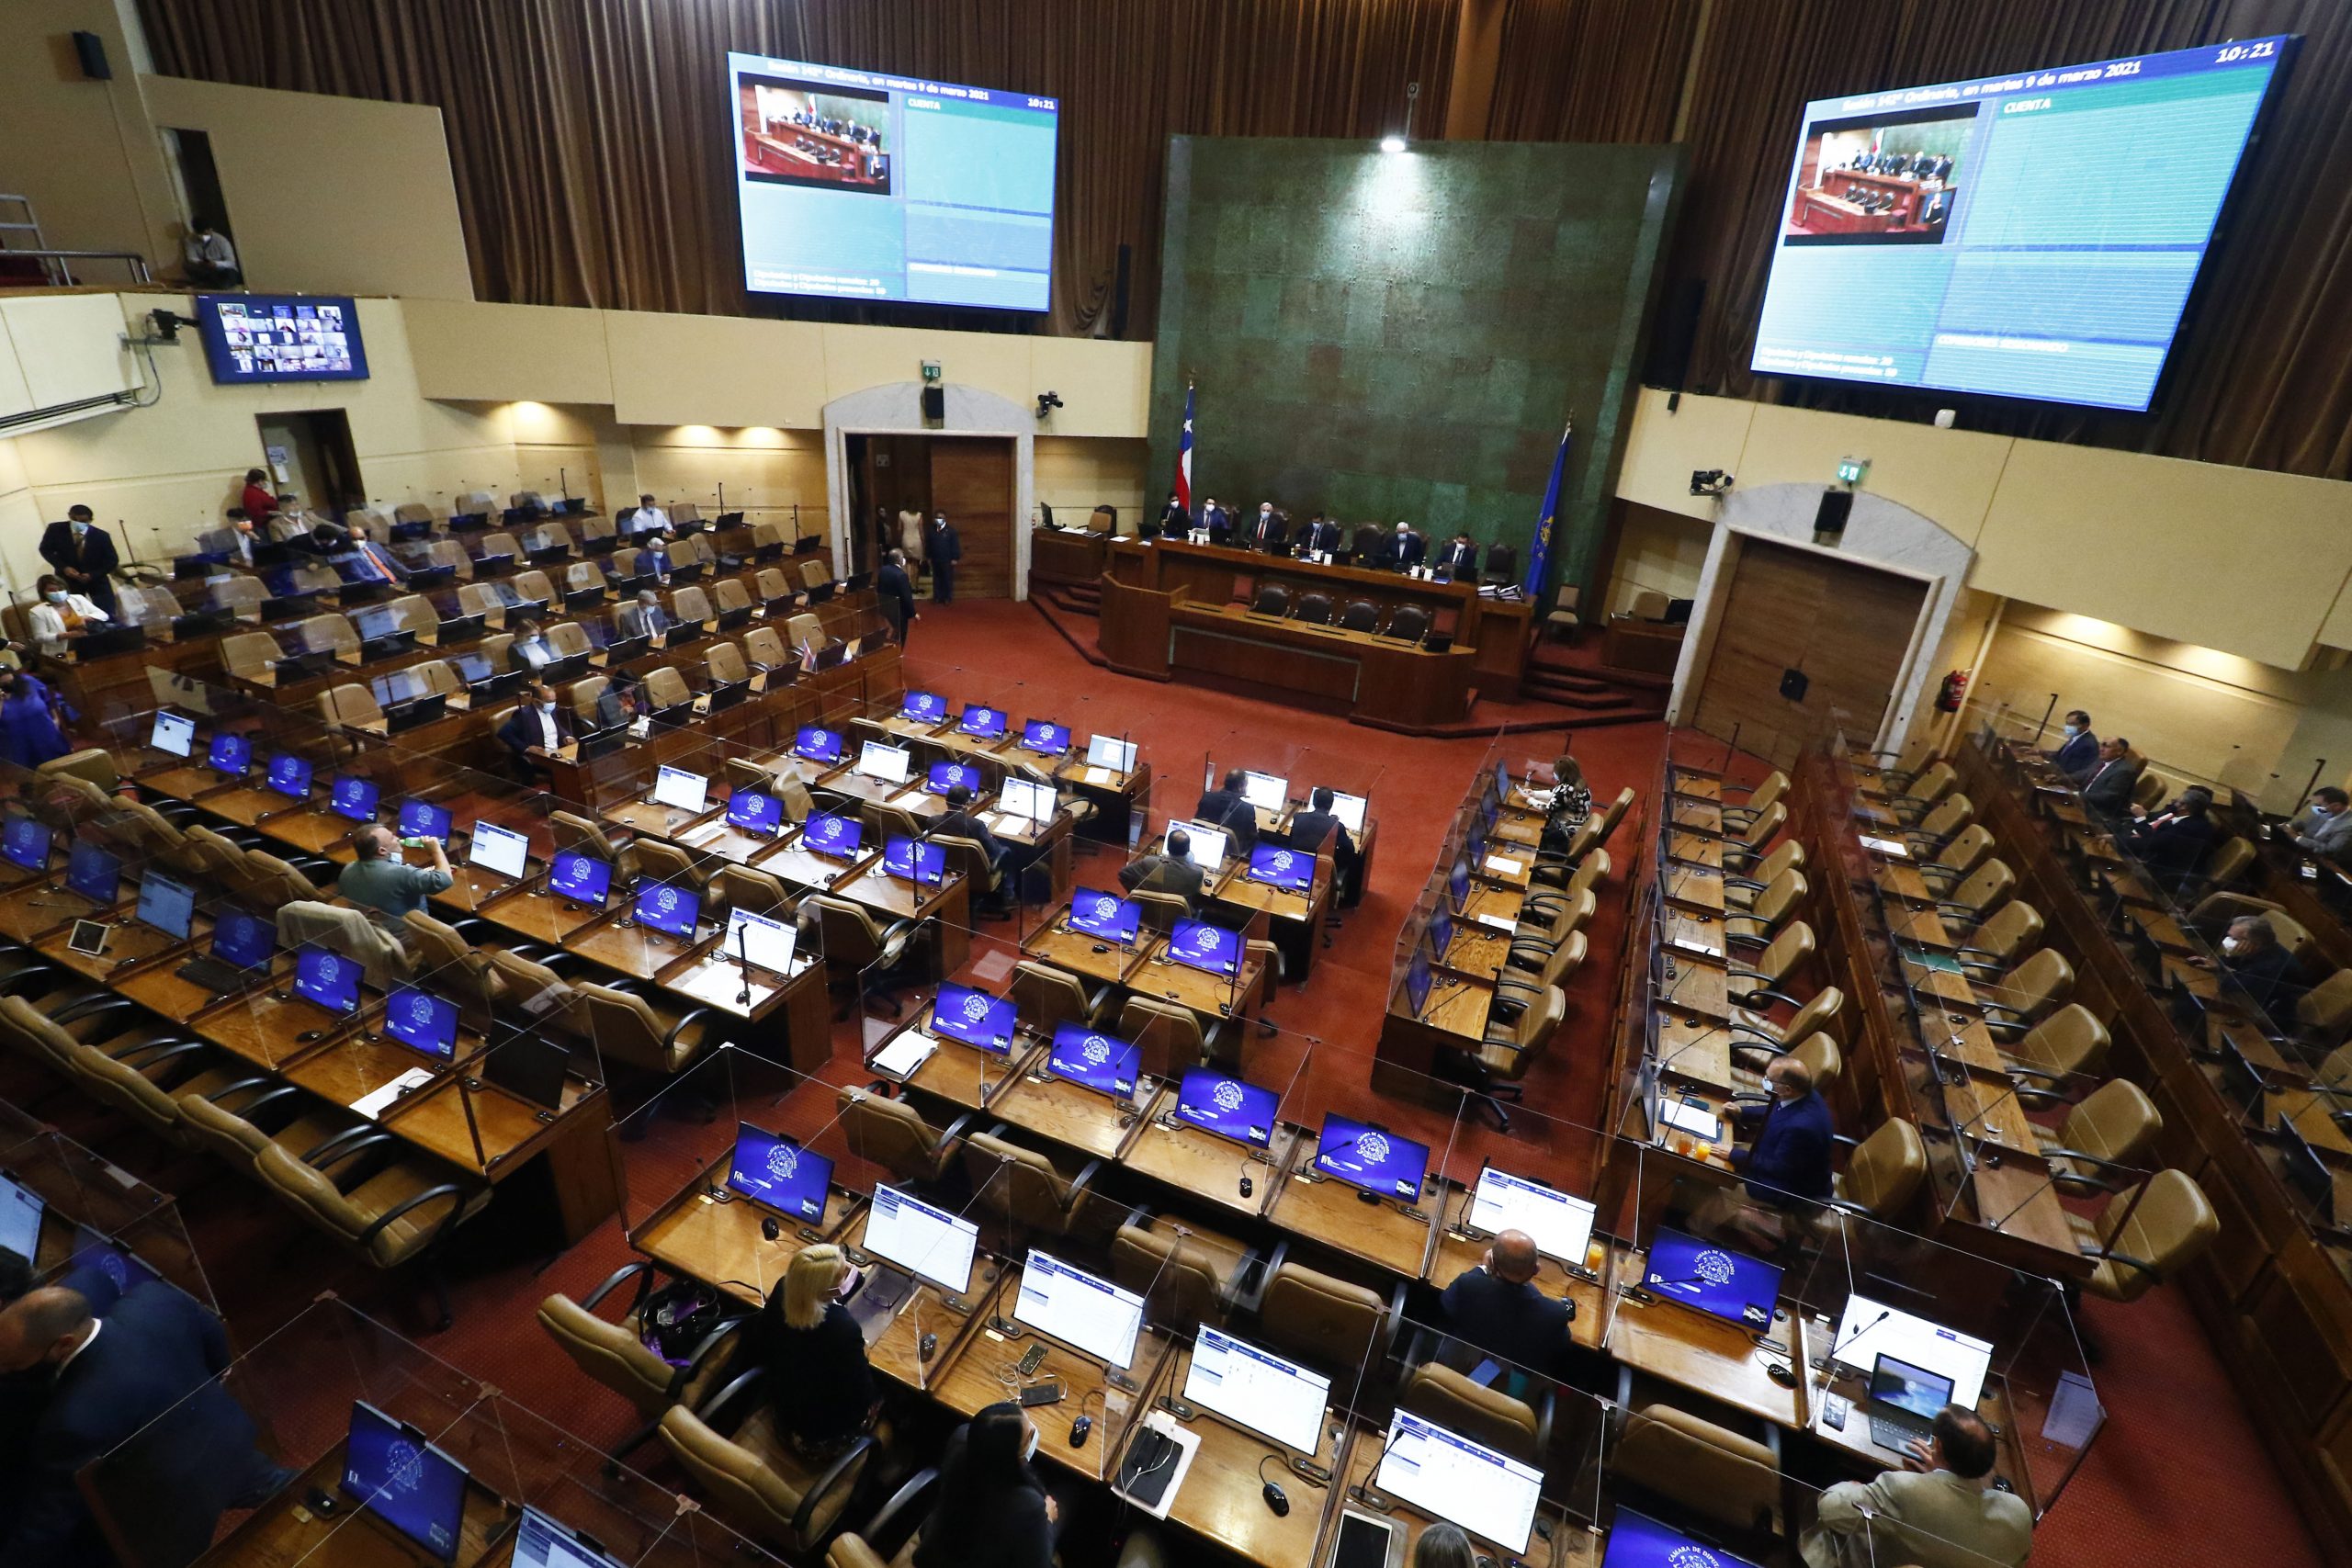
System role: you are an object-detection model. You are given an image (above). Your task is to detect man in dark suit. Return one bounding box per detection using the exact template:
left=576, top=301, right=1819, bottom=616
left=932, top=784, right=1006, bottom=869
left=590, top=676, right=639, bottom=733
left=2045, top=709, right=2098, bottom=779
left=1438, top=1229, right=1573, bottom=1384
left=1200, top=498, right=1231, bottom=546
left=1194, top=769, right=1259, bottom=852
left=1119, top=828, right=1206, bottom=908
left=1284, top=785, right=1360, bottom=901
left=1296, top=513, right=1342, bottom=558
left=1435, top=531, right=1480, bottom=576
left=1246, top=502, right=1288, bottom=554
left=39, top=506, right=119, bottom=621
left=2122, top=787, right=2216, bottom=888
left=926, top=513, right=961, bottom=603
left=876, top=548, right=919, bottom=645
left=1385, top=521, right=1426, bottom=571
left=1728, top=1055, right=1834, bottom=1207
left=2194, top=913, right=2303, bottom=1021
left=335, top=523, right=411, bottom=585
left=497, top=681, right=569, bottom=786
left=616, top=590, right=671, bottom=642
left=2078, top=738, right=2143, bottom=824
left=0, top=1282, right=288, bottom=1568
left=1157, top=493, right=1191, bottom=537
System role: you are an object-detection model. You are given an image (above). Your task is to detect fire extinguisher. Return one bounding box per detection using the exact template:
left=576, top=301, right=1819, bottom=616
left=1936, top=670, right=1969, bottom=713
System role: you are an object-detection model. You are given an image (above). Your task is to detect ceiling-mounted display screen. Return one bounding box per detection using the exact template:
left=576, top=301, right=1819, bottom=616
left=1750, top=38, right=2295, bottom=412
left=726, top=51, right=1057, bottom=312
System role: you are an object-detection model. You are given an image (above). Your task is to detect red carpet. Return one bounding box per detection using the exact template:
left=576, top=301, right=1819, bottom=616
left=4, top=597, right=2321, bottom=1563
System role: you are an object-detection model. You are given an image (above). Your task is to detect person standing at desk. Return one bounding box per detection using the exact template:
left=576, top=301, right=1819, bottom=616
left=912, top=1403, right=1062, bottom=1568
left=1434, top=531, right=1480, bottom=576
left=1386, top=520, right=1426, bottom=571
left=1438, top=1228, right=1573, bottom=1382
left=1194, top=768, right=1259, bottom=852
left=1695, top=1054, right=1833, bottom=1249
left=927, top=513, right=962, bottom=604
left=0, top=667, right=74, bottom=769
left=1120, top=828, right=1206, bottom=908
left=2045, top=709, right=2098, bottom=779
left=508, top=615, right=557, bottom=672
left=1247, top=502, right=1288, bottom=554
left=1801, top=1405, right=2031, bottom=1568
left=499, top=681, right=569, bottom=787
left=39, top=505, right=119, bottom=621
left=339, top=823, right=454, bottom=924
left=239, top=468, right=277, bottom=521
left=876, top=548, right=919, bottom=646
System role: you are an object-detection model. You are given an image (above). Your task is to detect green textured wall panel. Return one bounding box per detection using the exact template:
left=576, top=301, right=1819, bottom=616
left=1148, top=137, right=1682, bottom=600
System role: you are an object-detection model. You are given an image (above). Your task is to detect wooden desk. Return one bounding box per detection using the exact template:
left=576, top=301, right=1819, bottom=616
left=1662, top=908, right=1727, bottom=963
left=1664, top=830, right=1721, bottom=870
left=1604, top=1248, right=1811, bottom=1428
left=866, top=1007, right=1042, bottom=1112
left=1267, top=1132, right=1437, bottom=1279
left=989, top=1063, right=1167, bottom=1162
left=632, top=1154, right=863, bottom=1306
left=1143, top=1341, right=1352, bottom=1563
left=1118, top=1111, right=1295, bottom=1224
left=1657, top=955, right=1730, bottom=1021
left=1651, top=1013, right=1736, bottom=1094
left=1023, top=905, right=1153, bottom=988
left=1428, top=1184, right=1609, bottom=1351
left=1659, top=861, right=1724, bottom=914
left=1670, top=799, right=1723, bottom=837
left=1333, top=1414, right=1588, bottom=1566
left=1127, top=936, right=1264, bottom=1023
left=193, top=1449, right=512, bottom=1568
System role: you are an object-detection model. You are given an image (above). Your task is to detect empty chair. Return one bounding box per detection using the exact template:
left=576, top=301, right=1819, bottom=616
left=785, top=611, right=826, bottom=650
left=1720, top=802, right=1786, bottom=873
left=1928, top=857, right=2015, bottom=924
left=1294, top=591, right=1334, bottom=626
left=67, top=1034, right=248, bottom=1151
left=1111, top=1218, right=1251, bottom=1333
left=1010, top=960, right=1108, bottom=1037
left=2035, top=1078, right=2162, bottom=1197
left=709, top=865, right=795, bottom=920
left=1251, top=1260, right=1402, bottom=1383
left=1916, top=824, right=1994, bottom=892
left=392, top=502, right=436, bottom=530
left=635, top=839, right=712, bottom=894
left=1385, top=604, right=1430, bottom=643
left=1625, top=589, right=1670, bottom=620
left=1114, top=994, right=1227, bottom=1081
left=473, top=530, right=521, bottom=569
left=707, top=641, right=752, bottom=687
left=426, top=539, right=474, bottom=579
left=1720, top=771, right=1787, bottom=829
left=1543, top=584, right=1580, bottom=641
left=673, top=584, right=715, bottom=624
left=1822, top=1118, right=1926, bottom=1222
left=1399, top=1360, right=1549, bottom=1467
left=1884, top=760, right=1957, bottom=823
left=834, top=1086, right=969, bottom=1189
left=1901, top=791, right=1972, bottom=849
left=177, top=1079, right=365, bottom=1172
left=1723, top=840, right=1804, bottom=911
left=808, top=896, right=927, bottom=1016
left=714, top=578, right=753, bottom=616
left=656, top=1382, right=870, bottom=1555
left=2199, top=836, right=2256, bottom=893
left=220, top=632, right=286, bottom=682
left=1513, top=887, right=1595, bottom=951
left=1337, top=600, right=1381, bottom=633
left=2071, top=1169, right=2218, bottom=1305
left=512, top=569, right=557, bottom=607
left=1724, top=869, right=1807, bottom=945
left=1724, top=921, right=1815, bottom=1008
left=798, top=558, right=833, bottom=591
left=743, top=626, right=789, bottom=670
left=756, top=567, right=795, bottom=604
left=958, top=1132, right=1111, bottom=1247
left=1607, top=1402, right=1781, bottom=1543
left=1250, top=583, right=1291, bottom=616
left=1482, top=541, right=1517, bottom=584
left=318, top=683, right=384, bottom=735
left=1728, top=987, right=1845, bottom=1057
left=1973, top=947, right=2073, bottom=1041
left=254, top=1139, right=489, bottom=1328
left=1944, top=900, right=2041, bottom=976
left=403, top=911, right=506, bottom=1021
left=578, top=981, right=715, bottom=1075
left=2297, top=969, right=2352, bottom=1048
left=277, top=899, right=409, bottom=987
left=1997, top=1003, right=2110, bottom=1100
left=299, top=613, right=359, bottom=657
left=1474, top=980, right=1566, bottom=1127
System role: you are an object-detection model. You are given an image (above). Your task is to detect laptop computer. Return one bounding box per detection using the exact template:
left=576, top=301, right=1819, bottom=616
left=1865, top=1354, right=1956, bottom=1455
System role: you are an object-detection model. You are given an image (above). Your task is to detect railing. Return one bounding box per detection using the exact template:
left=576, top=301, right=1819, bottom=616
left=0, top=246, right=154, bottom=288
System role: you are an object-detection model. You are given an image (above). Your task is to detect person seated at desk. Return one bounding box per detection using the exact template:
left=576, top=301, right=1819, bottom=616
left=2045, top=708, right=2098, bottom=779
left=912, top=1403, right=1062, bottom=1568
left=736, top=1245, right=879, bottom=1464
left=1284, top=785, right=1359, bottom=899
left=1155, top=491, right=1190, bottom=537
left=2120, top=785, right=2215, bottom=889
left=1120, top=828, right=1206, bottom=908
left=25, top=574, right=107, bottom=650
left=1194, top=769, right=1259, bottom=852
left=1297, top=512, right=1342, bottom=558
left=1801, top=1404, right=2031, bottom=1568
left=0, top=1283, right=292, bottom=1568
left=203, top=509, right=261, bottom=567
left=498, top=681, right=570, bottom=786
left=508, top=615, right=558, bottom=672
left=1434, top=531, right=1480, bottom=576
left=1246, top=501, right=1288, bottom=554
left=339, top=823, right=454, bottom=925
left=639, top=530, right=675, bottom=586
left=933, top=784, right=1008, bottom=869
left=2078, top=737, right=2143, bottom=825
left=2290, top=786, right=2352, bottom=861
left=2190, top=913, right=2304, bottom=1022
left=337, top=525, right=411, bottom=585
left=1438, top=1228, right=1573, bottom=1385
left=591, top=675, right=640, bottom=733
left=1386, top=519, right=1427, bottom=571
left=628, top=493, right=670, bottom=536
left=1697, top=1054, right=1833, bottom=1251
left=1200, top=496, right=1231, bottom=546
left=617, top=589, right=671, bottom=642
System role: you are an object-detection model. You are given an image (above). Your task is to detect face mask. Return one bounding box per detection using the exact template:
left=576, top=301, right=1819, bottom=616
left=70, top=519, right=88, bottom=534
left=44, top=592, right=64, bottom=604
left=539, top=703, right=556, bottom=716
left=2063, top=724, right=2081, bottom=738
left=1023, top=1426, right=1040, bottom=1461
left=2222, top=936, right=2242, bottom=956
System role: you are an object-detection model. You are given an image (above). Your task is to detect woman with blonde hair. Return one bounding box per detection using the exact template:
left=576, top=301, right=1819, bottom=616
left=748, top=1243, right=877, bottom=1461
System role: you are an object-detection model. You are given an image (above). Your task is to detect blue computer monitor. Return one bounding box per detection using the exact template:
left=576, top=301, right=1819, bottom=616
left=1430, top=907, right=1455, bottom=957
left=793, top=725, right=843, bottom=763
left=634, top=880, right=700, bottom=938
left=1245, top=843, right=1313, bottom=891
left=800, top=812, right=862, bottom=860
left=70, top=1224, right=158, bottom=1295
left=957, top=704, right=1007, bottom=739
left=331, top=776, right=380, bottom=823
left=1643, top=1226, right=1783, bottom=1332
left=1600, top=1507, right=1765, bottom=1568
left=728, top=789, right=783, bottom=834
left=1167, top=919, right=1241, bottom=976
left=931, top=983, right=1016, bottom=1055
left=1, top=817, right=51, bottom=873
left=134, top=872, right=196, bottom=940
left=209, top=731, right=251, bottom=776
left=901, top=691, right=946, bottom=724
left=1447, top=858, right=1472, bottom=911
left=1068, top=886, right=1140, bottom=944
left=341, top=1401, right=469, bottom=1562
left=546, top=852, right=613, bottom=907
left=266, top=752, right=313, bottom=799
left=64, top=844, right=120, bottom=906
left=210, top=905, right=275, bottom=972
left=294, top=944, right=362, bottom=1016
left=925, top=760, right=981, bottom=796
left=1172, top=1068, right=1277, bottom=1149
left=1020, top=719, right=1070, bottom=756
left=883, top=836, right=946, bottom=885
left=1046, top=1023, right=1141, bottom=1100
left=384, top=987, right=459, bottom=1061
left=397, top=800, right=452, bottom=841
left=726, top=1123, right=834, bottom=1221
left=1315, top=1113, right=1429, bottom=1201
left=1405, top=942, right=1433, bottom=1016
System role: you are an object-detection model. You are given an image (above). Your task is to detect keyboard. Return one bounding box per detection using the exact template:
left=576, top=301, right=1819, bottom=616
left=177, top=956, right=263, bottom=995
left=859, top=1270, right=911, bottom=1314
left=1868, top=1407, right=1932, bottom=1454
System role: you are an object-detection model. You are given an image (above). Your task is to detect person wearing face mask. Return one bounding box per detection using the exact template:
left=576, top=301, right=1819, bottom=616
left=38, top=505, right=119, bottom=621
left=1386, top=519, right=1427, bottom=571
left=24, top=574, right=108, bottom=650
left=2290, top=787, right=2352, bottom=862
left=507, top=614, right=556, bottom=673
left=2077, top=736, right=2142, bottom=825
left=926, top=512, right=962, bottom=603
left=0, top=666, right=73, bottom=769
left=912, top=1402, right=1060, bottom=1568
left=1248, top=500, right=1288, bottom=554
left=2120, top=785, right=2216, bottom=889
left=497, top=681, right=569, bottom=785
left=2045, top=709, right=2098, bottom=779
left=739, top=1245, right=879, bottom=1464
left=2191, top=914, right=2304, bottom=1021
left=1725, top=1055, right=1834, bottom=1211
left=1199, top=495, right=1231, bottom=546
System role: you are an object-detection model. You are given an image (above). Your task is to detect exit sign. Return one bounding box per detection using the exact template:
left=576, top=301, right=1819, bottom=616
left=1837, top=457, right=1870, bottom=487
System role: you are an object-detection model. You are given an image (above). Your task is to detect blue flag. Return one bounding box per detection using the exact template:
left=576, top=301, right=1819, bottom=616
left=1523, top=420, right=1571, bottom=597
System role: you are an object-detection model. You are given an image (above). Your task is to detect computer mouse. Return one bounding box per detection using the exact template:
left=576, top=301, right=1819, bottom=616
left=760, top=1215, right=781, bottom=1242
left=919, top=1331, right=938, bottom=1361
left=1765, top=1359, right=1799, bottom=1389
left=1261, top=1481, right=1289, bottom=1517
left=1090, top=942, right=1108, bottom=953
left=1068, top=1415, right=1091, bottom=1447
left=296, top=1030, right=323, bottom=1043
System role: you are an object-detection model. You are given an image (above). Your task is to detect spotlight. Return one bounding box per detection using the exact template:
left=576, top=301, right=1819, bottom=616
left=1690, top=469, right=1734, bottom=498
left=1380, top=81, right=1419, bottom=156
left=1380, top=135, right=1408, bottom=154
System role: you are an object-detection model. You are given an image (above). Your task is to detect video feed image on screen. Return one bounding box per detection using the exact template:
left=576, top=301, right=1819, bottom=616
left=1783, top=107, right=1969, bottom=245
left=740, top=75, right=892, bottom=195
left=214, top=299, right=357, bottom=379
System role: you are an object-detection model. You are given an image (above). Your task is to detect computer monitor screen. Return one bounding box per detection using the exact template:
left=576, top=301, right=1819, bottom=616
left=926, top=760, right=981, bottom=797
left=513, top=1506, right=628, bottom=1568
left=1448, top=859, right=1472, bottom=911
left=883, top=836, right=946, bottom=885
left=1239, top=770, right=1287, bottom=810
left=1326, top=790, right=1369, bottom=833
left=150, top=710, right=196, bottom=757
left=931, top=983, right=1015, bottom=1054
left=209, top=731, right=251, bottom=775
left=1405, top=942, right=1433, bottom=1017
left=995, top=776, right=1053, bottom=825
left=1375, top=1410, right=1543, bottom=1554
left=864, top=1184, right=978, bottom=1294
left=65, top=844, right=120, bottom=905
left=1245, top=843, right=1312, bottom=891
left=1167, top=918, right=1240, bottom=976
left=1468, top=1168, right=1597, bottom=1268
left=1185, top=1325, right=1329, bottom=1454
left=1644, top=1226, right=1782, bottom=1331
left=198, top=294, right=369, bottom=385
left=1014, top=1249, right=1142, bottom=1368
left=724, top=907, right=798, bottom=975
left=539, top=845, right=612, bottom=904
left=900, top=691, right=946, bottom=723
left=398, top=800, right=452, bottom=842
left=340, top=1401, right=468, bottom=1562
left=800, top=812, right=863, bottom=859
left=332, top=776, right=381, bottom=823
left=727, top=1123, right=834, bottom=1221
left=266, top=752, right=313, bottom=799
left=728, top=789, right=784, bottom=834
left=211, top=905, right=274, bottom=971
left=1430, top=907, right=1454, bottom=957
left=1871, top=1354, right=1957, bottom=1422
left=1600, top=1507, right=1765, bottom=1568
left=468, top=820, right=529, bottom=881
left=295, top=944, right=362, bottom=1015
left=653, top=765, right=710, bottom=814
left=1021, top=719, right=1070, bottom=755
left=634, top=879, right=701, bottom=938
left=1174, top=820, right=1227, bottom=872
left=958, top=704, right=1006, bottom=739
left=1171, top=1067, right=1277, bottom=1149
left=1085, top=734, right=1136, bottom=773
left=794, top=725, right=843, bottom=763
left=384, top=987, right=458, bottom=1061
left=1068, top=886, right=1140, bottom=944
left=1828, top=1293, right=1994, bottom=1410
left=1, top=817, right=51, bottom=873
left=857, top=741, right=911, bottom=784
left=0, top=1173, right=44, bottom=1264
left=1046, top=1022, right=1140, bottom=1100
left=70, top=1225, right=157, bottom=1293
left=1751, top=39, right=2295, bottom=413
left=1315, top=1114, right=1429, bottom=1201
left=135, top=872, right=196, bottom=940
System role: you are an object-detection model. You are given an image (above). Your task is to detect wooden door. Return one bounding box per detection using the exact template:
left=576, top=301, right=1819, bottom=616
left=1690, top=537, right=1927, bottom=768
left=928, top=436, right=1015, bottom=599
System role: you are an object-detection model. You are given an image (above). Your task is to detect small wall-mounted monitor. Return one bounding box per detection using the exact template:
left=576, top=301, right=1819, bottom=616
left=195, top=294, right=370, bottom=384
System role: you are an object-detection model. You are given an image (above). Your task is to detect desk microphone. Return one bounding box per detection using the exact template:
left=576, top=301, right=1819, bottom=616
left=1623, top=1269, right=1709, bottom=1306
left=1815, top=1306, right=1893, bottom=1373
left=734, top=918, right=753, bottom=1006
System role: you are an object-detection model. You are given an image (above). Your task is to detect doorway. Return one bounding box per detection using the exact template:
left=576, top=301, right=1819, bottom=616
left=846, top=433, right=1016, bottom=598
left=254, top=410, right=364, bottom=519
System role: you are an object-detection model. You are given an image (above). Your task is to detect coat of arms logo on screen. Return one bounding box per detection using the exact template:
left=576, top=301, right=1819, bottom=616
left=1693, top=1248, right=1736, bottom=1286
left=1212, top=1081, right=1246, bottom=1115
left=765, top=1143, right=798, bottom=1181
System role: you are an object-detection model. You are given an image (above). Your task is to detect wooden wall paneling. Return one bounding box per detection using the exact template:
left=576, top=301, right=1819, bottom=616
left=928, top=436, right=1015, bottom=599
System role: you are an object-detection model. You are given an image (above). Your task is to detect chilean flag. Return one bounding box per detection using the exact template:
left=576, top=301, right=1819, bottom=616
left=1174, top=383, right=1195, bottom=513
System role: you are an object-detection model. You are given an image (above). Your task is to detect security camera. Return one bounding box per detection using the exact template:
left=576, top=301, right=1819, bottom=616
left=1035, top=391, right=1064, bottom=419
left=1690, top=469, right=1734, bottom=497
left=146, top=308, right=198, bottom=343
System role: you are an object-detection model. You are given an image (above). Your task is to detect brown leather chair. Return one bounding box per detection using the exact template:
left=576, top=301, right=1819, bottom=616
left=658, top=1387, right=870, bottom=1554
left=1719, top=801, right=1787, bottom=874
left=1719, top=771, right=1788, bottom=829
left=1973, top=947, right=2074, bottom=1041
left=1399, top=1360, right=1549, bottom=1465
left=2036, top=1078, right=2162, bottom=1196
left=484, top=949, right=591, bottom=1039
left=177, top=1078, right=363, bottom=1172
left=1723, top=840, right=1804, bottom=911
left=254, top=1139, right=489, bottom=1328
left=933, top=833, right=1004, bottom=918
left=1476, top=979, right=1566, bottom=1128
left=1731, top=1030, right=1841, bottom=1100
left=1724, top=869, right=1808, bottom=945
left=1946, top=899, right=2041, bottom=976
left=1998, top=1002, right=2110, bottom=1101
left=1824, top=1118, right=1926, bottom=1222
left=1724, top=921, right=1815, bottom=1008
left=1608, top=1401, right=1782, bottom=1541
left=634, top=838, right=710, bottom=894
left=1114, top=994, right=1225, bottom=1084
left=551, top=811, right=638, bottom=884
left=1130, top=887, right=1190, bottom=934
left=808, top=896, right=929, bottom=1017
left=959, top=1132, right=1114, bottom=1248
left=1111, top=1217, right=1254, bottom=1332
left=578, top=981, right=715, bottom=1075
left=1501, top=928, right=1586, bottom=993
left=2299, top=969, right=2352, bottom=1047
left=1252, top=1259, right=1404, bottom=1383
left=2070, top=1169, right=2219, bottom=1304
left=67, top=1035, right=247, bottom=1150
left=1916, top=823, right=1994, bottom=892
left=1512, top=888, right=1595, bottom=951
left=1901, top=791, right=1973, bottom=850
left=538, top=1260, right=746, bottom=1460
left=1011, top=960, right=1108, bottom=1039
left=834, top=1086, right=971, bottom=1189
left=711, top=865, right=796, bottom=919
left=1931, top=857, right=2015, bottom=924
left=1884, top=760, right=1956, bottom=821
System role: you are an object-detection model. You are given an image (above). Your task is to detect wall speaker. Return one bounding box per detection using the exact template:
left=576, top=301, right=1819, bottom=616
left=1812, top=488, right=1854, bottom=542
left=1643, top=276, right=1704, bottom=390
left=72, top=30, right=113, bottom=80
left=1109, top=243, right=1133, bottom=339
left=920, top=386, right=944, bottom=421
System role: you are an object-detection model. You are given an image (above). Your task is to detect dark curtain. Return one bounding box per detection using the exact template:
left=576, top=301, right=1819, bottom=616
left=1483, top=0, right=1708, bottom=142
